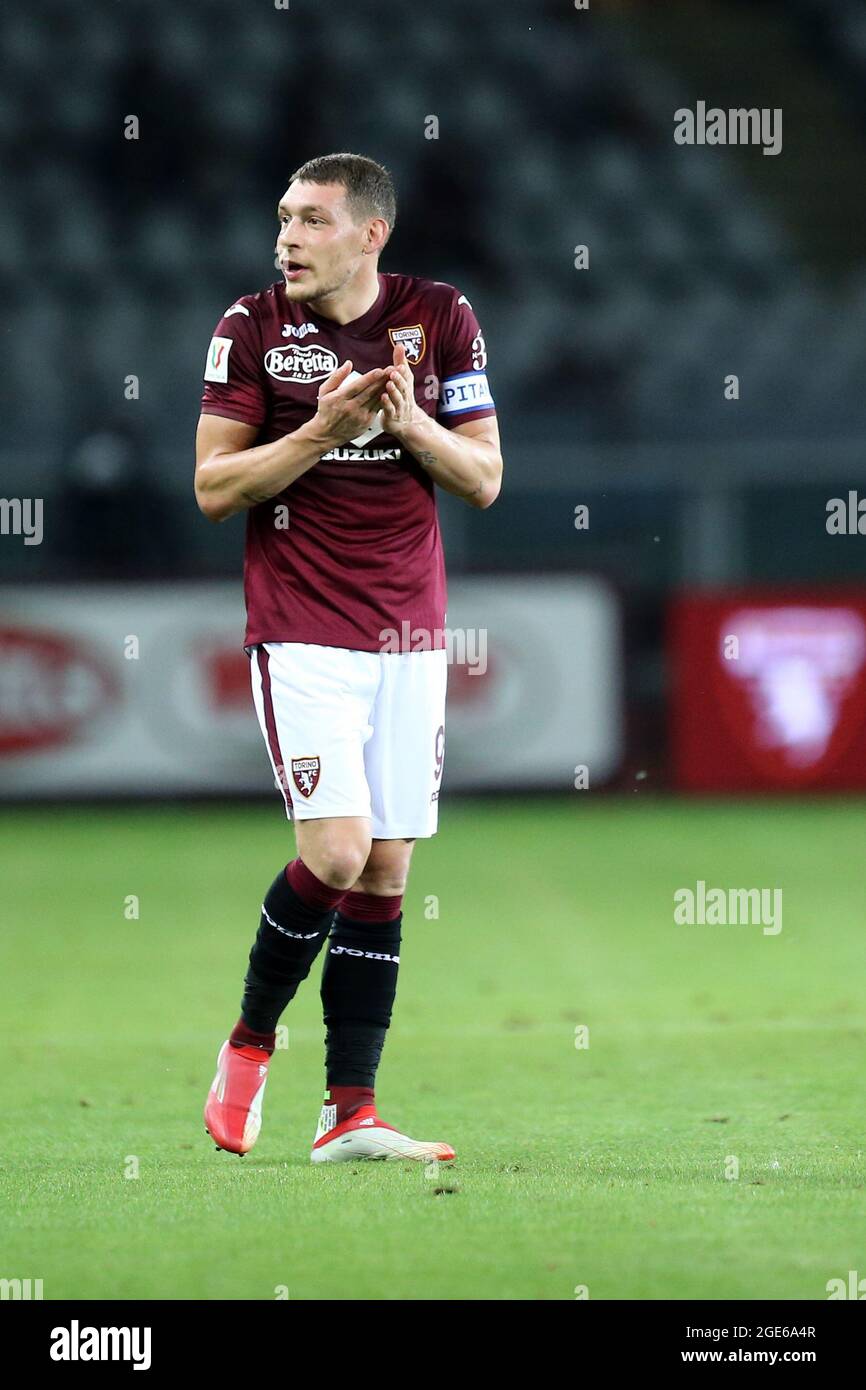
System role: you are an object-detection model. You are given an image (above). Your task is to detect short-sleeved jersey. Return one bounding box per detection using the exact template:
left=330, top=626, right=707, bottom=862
left=200, top=272, right=496, bottom=652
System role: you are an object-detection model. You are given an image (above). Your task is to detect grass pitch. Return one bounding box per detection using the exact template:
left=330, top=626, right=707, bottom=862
left=1, top=796, right=864, bottom=1301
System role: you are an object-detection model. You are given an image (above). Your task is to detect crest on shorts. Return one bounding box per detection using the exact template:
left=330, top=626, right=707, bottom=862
left=387, top=323, right=426, bottom=364
left=291, top=756, right=321, bottom=798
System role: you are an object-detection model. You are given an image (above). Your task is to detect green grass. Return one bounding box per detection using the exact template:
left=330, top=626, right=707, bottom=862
left=1, top=797, right=864, bottom=1300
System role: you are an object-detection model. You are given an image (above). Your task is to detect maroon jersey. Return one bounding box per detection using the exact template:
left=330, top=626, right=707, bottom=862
left=200, top=273, right=496, bottom=652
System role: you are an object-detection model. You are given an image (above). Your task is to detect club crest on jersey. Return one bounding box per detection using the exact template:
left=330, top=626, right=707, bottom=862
left=264, top=344, right=339, bottom=383
left=291, top=756, right=321, bottom=798
left=387, top=324, right=426, bottom=364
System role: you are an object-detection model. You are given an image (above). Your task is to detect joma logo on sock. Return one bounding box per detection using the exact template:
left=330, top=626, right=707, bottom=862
left=50, top=1321, right=151, bottom=1370
left=261, top=903, right=320, bottom=939
left=329, top=946, right=400, bottom=963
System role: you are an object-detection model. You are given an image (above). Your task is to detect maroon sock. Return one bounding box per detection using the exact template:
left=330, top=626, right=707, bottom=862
left=229, top=1018, right=276, bottom=1054
left=339, top=889, right=403, bottom=922
left=286, top=857, right=349, bottom=913
left=328, top=1085, right=376, bottom=1124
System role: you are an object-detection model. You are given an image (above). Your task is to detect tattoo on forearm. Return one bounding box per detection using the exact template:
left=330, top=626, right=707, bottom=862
left=417, top=447, right=483, bottom=503
left=416, top=447, right=483, bottom=501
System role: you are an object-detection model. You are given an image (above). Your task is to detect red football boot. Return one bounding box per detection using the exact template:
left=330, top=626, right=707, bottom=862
left=204, top=1040, right=270, bottom=1155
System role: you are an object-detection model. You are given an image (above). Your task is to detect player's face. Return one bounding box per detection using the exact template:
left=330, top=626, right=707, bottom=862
left=275, top=181, right=369, bottom=304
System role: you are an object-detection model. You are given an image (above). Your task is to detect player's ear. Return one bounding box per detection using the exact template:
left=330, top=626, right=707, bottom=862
left=364, top=216, right=389, bottom=257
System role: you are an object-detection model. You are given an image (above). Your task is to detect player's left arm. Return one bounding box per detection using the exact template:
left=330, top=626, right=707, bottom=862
left=380, top=344, right=502, bottom=509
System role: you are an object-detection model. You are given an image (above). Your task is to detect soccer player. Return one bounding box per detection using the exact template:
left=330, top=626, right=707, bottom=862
left=196, top=153, right=501, bottom=1162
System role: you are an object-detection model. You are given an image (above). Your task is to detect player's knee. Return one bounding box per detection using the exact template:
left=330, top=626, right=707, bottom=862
left=308, top=840, right=371, bottom=890
left=356, top=841, right=414, bottom=895
left=354, top=861, right=409, bottom=895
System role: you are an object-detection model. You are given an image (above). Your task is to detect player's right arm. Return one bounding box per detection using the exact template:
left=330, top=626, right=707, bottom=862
left=195, top=360, right=389, bottom=523
left=196, top=300, right=390, bottom=522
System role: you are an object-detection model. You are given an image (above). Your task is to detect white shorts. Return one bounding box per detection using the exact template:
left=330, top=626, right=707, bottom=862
left=249, top=642, right=447, bottom=839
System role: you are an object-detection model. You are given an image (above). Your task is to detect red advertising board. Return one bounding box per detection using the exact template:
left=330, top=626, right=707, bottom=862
left=670, top=592, right=866, bottom=790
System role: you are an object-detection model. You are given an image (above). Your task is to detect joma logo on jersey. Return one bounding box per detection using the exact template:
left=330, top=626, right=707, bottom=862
left=264, top=345, right=339, bottom=383
left=291, top=756, right=320, bottom=798
left=387, top=324, right=426, bottom=363
left=281, top=322, right=319, bottom=339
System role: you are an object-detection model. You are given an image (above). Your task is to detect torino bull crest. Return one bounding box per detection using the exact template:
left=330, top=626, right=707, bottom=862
left=291, top=756, right=321, bottom=798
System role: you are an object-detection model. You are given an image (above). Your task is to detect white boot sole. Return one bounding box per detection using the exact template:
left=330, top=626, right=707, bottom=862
left=311, top=1126, right=453, bottom=1164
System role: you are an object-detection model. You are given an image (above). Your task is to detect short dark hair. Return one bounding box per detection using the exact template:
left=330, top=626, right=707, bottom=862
left=288, top=152, right=396, bottom=240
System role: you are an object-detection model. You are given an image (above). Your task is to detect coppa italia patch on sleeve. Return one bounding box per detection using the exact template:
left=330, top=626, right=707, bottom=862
left=438, top=370, right=494, bottom=416
left=204, top=336, right=233, bottom=383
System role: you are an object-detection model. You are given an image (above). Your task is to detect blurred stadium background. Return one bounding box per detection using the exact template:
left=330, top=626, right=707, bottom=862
left=3, top=0, right=866, bottom=793
left=2, top=0, right=866, bottom=1303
